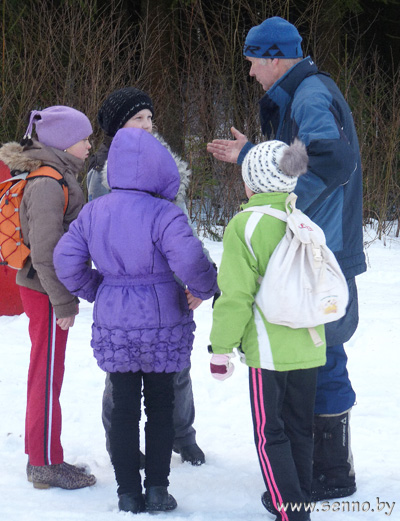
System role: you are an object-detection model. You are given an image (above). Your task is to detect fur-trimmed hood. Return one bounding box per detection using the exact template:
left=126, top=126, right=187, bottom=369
left=90, top=131, right=191, bottom=205
left=0, top=142, right=43, bottom=173
left=0, top=139, right=84, bottom=177
left=155, top=132, right=191, bottom=203
left=107, top=128, right=180, bottom=200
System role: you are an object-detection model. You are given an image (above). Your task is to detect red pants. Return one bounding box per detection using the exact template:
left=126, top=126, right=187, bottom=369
left=20, top=286, right=68, bottom=466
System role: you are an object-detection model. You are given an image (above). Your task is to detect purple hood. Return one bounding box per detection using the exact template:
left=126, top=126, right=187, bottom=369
left=107, top=128, right=180, bottom=200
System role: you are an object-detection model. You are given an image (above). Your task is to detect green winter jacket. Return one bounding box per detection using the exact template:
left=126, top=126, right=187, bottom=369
left=210, top=192, right=326, bottom=372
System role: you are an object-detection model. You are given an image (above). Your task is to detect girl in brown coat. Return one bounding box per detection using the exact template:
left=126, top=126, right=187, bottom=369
left=0, top=106, right=96, bottom=490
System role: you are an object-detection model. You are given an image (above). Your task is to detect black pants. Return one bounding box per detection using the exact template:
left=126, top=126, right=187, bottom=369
left=249, top=367, right=317, bottom=521
left=102, top=365, right=196, bottom=455
left=109, top=370, right=175, bottom=496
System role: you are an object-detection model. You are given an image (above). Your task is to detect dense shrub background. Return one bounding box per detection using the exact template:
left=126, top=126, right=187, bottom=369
left=1, top=0, right=399, bottom=237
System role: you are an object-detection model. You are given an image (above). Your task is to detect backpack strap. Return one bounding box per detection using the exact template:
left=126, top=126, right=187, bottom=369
left=308, top=327, right=325, bottom=347
left=241, top=204, right=288, bottom=222
left=26, top=166, right=69, bottom=214
left=241, top=205, right=287, bottom=261
left=241, top=204, right=288, bottom=285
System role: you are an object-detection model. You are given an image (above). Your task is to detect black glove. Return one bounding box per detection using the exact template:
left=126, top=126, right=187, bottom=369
left=212, top=291, right=221, bottom=308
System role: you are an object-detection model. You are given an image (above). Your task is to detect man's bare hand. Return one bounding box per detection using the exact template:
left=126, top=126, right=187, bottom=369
left=207, top=126, right=248, bottom=163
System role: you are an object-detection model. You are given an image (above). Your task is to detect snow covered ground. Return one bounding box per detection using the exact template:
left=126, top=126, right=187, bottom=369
left=1, top=227, right=399, bottom=520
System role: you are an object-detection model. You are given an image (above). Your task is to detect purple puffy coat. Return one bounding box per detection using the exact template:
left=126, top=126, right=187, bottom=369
left=54, top=128, right=218, bottom=373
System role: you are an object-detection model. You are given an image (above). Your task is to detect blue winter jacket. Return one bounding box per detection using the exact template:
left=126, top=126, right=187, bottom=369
left=54, top=128, right=218, bottom=374
left=239, top=57, right=366, bottom=279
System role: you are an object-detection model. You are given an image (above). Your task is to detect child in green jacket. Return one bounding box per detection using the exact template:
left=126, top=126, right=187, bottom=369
left=209, top=139, right=326, bottom=521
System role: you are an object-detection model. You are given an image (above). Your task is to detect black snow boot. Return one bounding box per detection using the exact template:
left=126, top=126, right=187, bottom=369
left=145, top=486, right=177, bottom=512
left=262, top=491, right=311, bottom=520
left=312, top=410, right=356, bottom=501
left=118, top=492, right=145, bottom=513
left=261, top=491, right=277, bottom=515
left=173, top=443, right=205, bottom=466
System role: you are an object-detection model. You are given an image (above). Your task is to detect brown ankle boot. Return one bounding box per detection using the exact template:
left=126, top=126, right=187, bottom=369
left=31, top=462, right=96, bottom=490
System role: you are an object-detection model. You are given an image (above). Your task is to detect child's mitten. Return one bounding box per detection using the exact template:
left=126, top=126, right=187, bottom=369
left=210, top=353, right=235, bottom=381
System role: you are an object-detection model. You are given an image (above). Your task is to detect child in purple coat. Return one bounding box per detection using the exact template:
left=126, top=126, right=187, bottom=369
left=53, top=127, right=218, bottom=514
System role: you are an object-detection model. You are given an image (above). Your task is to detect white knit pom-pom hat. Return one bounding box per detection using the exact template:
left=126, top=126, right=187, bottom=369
left=242, top=139, right=308, bottom=194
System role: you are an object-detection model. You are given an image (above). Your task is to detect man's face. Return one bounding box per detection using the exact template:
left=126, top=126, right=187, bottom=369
left=246, top=57, right=279, bottom=91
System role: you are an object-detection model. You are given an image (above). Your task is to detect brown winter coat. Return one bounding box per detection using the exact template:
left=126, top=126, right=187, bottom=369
left=0, top=140, right=85, bottom=318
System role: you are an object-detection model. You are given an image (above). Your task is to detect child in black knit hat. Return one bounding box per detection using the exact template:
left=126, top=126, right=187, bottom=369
left=97, top=87, right=154, bottom=138
left=87, top=87, right=154, bottom=200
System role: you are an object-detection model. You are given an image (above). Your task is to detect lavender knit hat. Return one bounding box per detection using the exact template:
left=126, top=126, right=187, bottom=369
left=242, top=139, right=308, bottom=194
left=24, top=106, right=93, bottom=150
left=243, top=17, right=303, bottom=59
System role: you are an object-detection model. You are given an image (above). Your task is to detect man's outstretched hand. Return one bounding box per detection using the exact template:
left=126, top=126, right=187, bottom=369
left=207, top=126, right=248, bottom=164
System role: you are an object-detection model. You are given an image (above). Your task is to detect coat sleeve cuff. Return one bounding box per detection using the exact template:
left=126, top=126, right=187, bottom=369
left=237, top=141, right=255, bottom=165
left=53, top=297, right=79, bottom=319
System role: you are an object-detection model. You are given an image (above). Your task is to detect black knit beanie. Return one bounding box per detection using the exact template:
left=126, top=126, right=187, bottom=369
left=97, top=87, right=154, bottom=137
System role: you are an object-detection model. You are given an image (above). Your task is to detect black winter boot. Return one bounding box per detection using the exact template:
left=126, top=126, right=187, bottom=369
left=173, top=443, right=205, bottom=466
left=261, top=491, right=277, bottom=515
left=145, top=486, right=177, bottom=512
left=118, top=492, right=145, bottom=513
left=312, top=410, right=356, bottom=501
left=262, top=491, right=311, bottom=520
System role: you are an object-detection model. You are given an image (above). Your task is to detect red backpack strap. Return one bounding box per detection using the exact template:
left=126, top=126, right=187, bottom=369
left=26, top=166, right=69, bottom=214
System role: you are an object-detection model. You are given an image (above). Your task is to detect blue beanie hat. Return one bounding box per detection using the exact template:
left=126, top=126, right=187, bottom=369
left=243, top=17, right=303, bottom=59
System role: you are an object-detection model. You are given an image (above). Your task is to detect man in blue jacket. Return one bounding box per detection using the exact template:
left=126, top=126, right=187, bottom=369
left=207, top=16, right=366, bottom=506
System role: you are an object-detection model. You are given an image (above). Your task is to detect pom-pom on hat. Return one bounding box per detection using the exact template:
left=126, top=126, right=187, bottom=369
left=24, top=106, right=92, bottom=151
left=243, top=16, right=303, bottom=59
left=242, top=139, right=308, bottom=194
left=97, top=87, right=154, bottom=137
